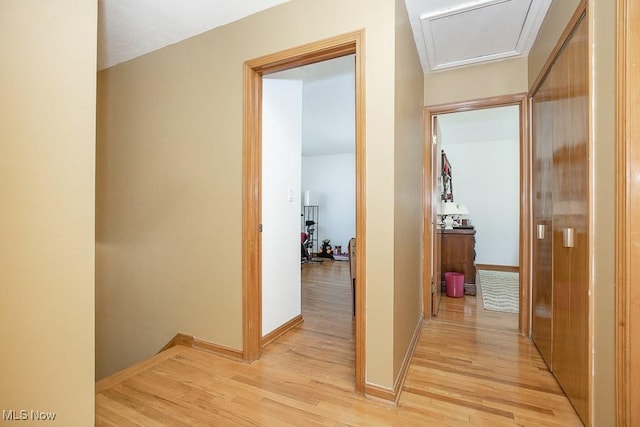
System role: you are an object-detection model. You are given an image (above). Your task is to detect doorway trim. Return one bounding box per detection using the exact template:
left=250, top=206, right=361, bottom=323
left=423, top=93, right=531, bottom=336
left=242, top=30, right=366, bottom=392
left=616, top=0, right=638, bottom=422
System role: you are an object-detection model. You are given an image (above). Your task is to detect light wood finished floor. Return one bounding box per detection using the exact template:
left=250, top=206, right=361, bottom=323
left=96, top=261, right=582, bottom=426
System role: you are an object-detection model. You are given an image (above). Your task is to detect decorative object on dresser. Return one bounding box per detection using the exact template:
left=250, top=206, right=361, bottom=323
left=441, top=201, right=460, bottom=230
left=457, top=204, right=471, bottom=226
left=439, top=227, right=476, bottom=295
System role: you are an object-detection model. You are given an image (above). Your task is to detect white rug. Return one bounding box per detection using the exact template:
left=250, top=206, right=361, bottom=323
left=478, top=270, right=519, bottom=314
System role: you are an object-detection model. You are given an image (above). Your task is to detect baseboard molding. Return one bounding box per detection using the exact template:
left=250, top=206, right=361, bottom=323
left=364, top=316, right=424, bottom=404
left=98, top=333, right=243, bottom=391
left=364, top=383, right=396, bottom=403
left=392, top=316, right=424, bottom=401
left=159, top=333, right=192, bottom=352
left=262, top=314, right=304, bottom=347
left=97, top=346, right=182, bottom=392
left=162, top=333, right=244, bottom=361
left=476, top=264, right=520, bottom=273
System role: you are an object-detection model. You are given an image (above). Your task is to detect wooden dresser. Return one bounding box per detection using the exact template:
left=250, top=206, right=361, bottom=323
left=440, top=227, right=476, bottom=295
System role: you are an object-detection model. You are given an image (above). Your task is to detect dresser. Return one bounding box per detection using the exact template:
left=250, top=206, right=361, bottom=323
left=439, top=227, right=476, bottom=295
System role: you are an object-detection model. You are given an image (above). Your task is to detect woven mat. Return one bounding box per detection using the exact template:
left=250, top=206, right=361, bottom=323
left=478, top=270, right=519, bottom=314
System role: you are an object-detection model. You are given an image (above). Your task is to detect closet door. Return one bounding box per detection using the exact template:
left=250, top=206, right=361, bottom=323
left=531, top=13, right=589, bottom=425
left=551, top=15, right=590, bottom=424
left=531, top=93, right=554, bottom=368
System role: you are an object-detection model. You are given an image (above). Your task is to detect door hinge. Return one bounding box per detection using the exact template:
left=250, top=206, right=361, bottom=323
left=258, top=224, right=263, bottom=232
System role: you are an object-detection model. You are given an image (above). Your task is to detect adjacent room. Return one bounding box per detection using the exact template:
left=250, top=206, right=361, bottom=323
left=435, top=105, right=521, bottom=325
left=261, top=55, right=357, bottom=386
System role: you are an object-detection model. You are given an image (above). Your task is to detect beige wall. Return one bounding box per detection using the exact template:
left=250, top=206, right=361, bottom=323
left=393, top=0, right=425, bottom=381
left=97, top=0, right=407, bottom=388
left=0, top=1, right=96, bottom=425
left=424, top=57, right=528, bottom=107
left=590, top=1, right=616, bottom=424
left=528, top=0, right=582, bottom=90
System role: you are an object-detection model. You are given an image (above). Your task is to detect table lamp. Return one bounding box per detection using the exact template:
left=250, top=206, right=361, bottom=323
left=442, top=201, right=460, bottom=230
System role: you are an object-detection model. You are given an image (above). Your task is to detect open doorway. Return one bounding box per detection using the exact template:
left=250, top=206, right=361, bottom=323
left=434, top=105, right=521, bottom=330
left=242, top=31, right=366, bottom=392
left=424, top=94, right=530, bottom=335
left=260, top=55, right=356, bottom=360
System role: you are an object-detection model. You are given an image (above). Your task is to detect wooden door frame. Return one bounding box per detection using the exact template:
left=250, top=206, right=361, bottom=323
left=616, top=0, right=638, bottom=423
left=423, top=94, right=531, bottom=336
left=242, top=30, right=367, bottom=392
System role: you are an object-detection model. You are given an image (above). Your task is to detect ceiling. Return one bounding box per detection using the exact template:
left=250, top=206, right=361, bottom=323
left=267, top=56, right=356, bottom=157
left=98, top=0, right=290, bottom=70
left=98, top=0, right=552, bottom=72
left=405, top=0, right=551, bottom=72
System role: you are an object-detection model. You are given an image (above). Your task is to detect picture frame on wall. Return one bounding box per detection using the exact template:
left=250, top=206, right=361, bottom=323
left=442, top=149, right=453, bottom=201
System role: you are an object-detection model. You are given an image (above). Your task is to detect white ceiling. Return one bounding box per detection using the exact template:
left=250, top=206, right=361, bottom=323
left=98, top=0, right=552, bottom=72
left=267, top=56, right=356, bottom=157
left=405, top=0, right=551, bottom=72
left=98, top=0, right=290, bottom=70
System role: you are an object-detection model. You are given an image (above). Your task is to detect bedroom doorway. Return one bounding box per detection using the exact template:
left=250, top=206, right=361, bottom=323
left=242, top=31, right=366, bottom=392
left=260, top=54, right=356, bottom=360
left=423, top=94, right=530, bottom=335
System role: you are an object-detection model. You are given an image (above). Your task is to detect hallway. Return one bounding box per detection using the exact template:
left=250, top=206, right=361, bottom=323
left=96, top=261, right=581, bottom=425
left=401, top=283, right=581, bottom=425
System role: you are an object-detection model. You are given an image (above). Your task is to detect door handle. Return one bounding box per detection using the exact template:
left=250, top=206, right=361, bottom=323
left=563, top=227, right=575, bottom=248
left=537, top=224, right=545, bottom=240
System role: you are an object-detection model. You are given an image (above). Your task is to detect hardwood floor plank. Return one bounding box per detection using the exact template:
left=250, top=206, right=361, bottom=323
left=96, top=260, right=582, bottom=426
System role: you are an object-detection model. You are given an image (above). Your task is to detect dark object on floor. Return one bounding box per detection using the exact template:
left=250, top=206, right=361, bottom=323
left=318, top=239, right=334, bottom=259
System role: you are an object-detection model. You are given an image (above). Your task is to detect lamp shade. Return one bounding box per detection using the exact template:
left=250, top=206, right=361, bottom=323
left=442, top=201, right=461, bottom=215
left=457, top=204, right=470, bottom=216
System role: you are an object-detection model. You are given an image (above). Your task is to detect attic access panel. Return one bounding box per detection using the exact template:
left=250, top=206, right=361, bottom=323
left=420, top=0, right=551, bottom=71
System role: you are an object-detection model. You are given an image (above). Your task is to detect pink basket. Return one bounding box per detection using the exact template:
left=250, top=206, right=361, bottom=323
left=445, top=272, right=464, bottom=298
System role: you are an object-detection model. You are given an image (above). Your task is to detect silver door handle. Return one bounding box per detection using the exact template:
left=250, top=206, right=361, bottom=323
left=563, top=227, right=575, bottom=248
left=537, top=224, right=545, bottom=240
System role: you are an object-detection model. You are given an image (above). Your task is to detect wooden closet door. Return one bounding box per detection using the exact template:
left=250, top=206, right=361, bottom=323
left=532, top=13, right=589, bottom=425
left=531, top=92, right=554, bottom=368
left=550, top=16, right=590, bottom=424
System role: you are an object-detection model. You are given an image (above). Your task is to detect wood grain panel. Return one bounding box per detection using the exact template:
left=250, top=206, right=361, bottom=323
left=423, top=112, right=442, bottom=317
left=242, top=62, right=263, bottom=363
left=531, top=88, right=554, bottom=368
left=557, top=16, right=589, bottom=425
left=440, top=228, right=476, bottom=285
left=432, top=116, right=443, bottom=314
left=532, top=12, right=590, bottom=425
left=616, top=0, right=640, bottom=424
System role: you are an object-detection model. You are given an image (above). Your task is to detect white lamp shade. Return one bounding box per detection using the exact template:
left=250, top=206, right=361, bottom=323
left=457, top=204, right=470, bottom=216
left=442, top=201, right=460, bottom=215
